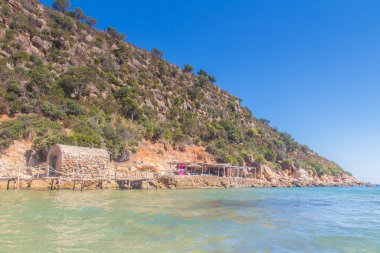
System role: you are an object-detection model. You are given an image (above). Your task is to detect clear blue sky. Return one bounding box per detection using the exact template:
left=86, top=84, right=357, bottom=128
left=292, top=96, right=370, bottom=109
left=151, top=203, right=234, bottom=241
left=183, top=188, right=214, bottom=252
left=41, top=0, right=380, bottom=183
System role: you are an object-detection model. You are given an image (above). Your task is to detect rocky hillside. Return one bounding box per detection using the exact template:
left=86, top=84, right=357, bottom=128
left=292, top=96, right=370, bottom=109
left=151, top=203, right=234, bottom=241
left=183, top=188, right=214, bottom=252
left=0, top=0, right=354, bottom=178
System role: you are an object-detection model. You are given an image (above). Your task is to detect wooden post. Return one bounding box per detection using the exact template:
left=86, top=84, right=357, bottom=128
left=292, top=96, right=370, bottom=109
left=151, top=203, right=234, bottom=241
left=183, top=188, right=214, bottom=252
left=57, top=178, right=61, bottom=190
left=254, top=168, right=256, bottom=179
left=6, top=179, right=10, bottom=190
left=16, top=166, right=20, bottom=188
left=80, top=180, right=84, bottom=191
left=50, top=179, right=54, bottom=190
left=73, top=180, right=76, bottom=190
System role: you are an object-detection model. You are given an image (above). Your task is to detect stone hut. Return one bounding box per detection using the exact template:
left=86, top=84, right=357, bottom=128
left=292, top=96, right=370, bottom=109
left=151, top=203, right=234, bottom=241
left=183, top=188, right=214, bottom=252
left=47, top=144, right=110, bottom=177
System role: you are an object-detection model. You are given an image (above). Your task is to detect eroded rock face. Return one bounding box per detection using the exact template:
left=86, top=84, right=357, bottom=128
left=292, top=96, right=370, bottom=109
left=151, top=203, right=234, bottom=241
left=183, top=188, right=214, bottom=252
left=260, top=165, right=280, bottom=181
left=6, top=0, right=22, bottom=12
left=31, top=36, right=52, bottom=53
left=292, top=169, right=310, bottom=180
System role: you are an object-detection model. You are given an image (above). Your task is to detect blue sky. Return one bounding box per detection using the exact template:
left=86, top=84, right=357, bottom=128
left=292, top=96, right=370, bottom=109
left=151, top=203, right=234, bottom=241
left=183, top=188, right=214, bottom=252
left=41, top=0, right=380, bottom=183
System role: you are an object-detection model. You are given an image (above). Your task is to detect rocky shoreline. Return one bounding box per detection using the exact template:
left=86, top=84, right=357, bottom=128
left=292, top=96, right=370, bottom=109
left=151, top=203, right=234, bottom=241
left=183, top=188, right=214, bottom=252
left=0, top=175, right=371, bottom=191
left=155, top=175, right=370, bottom=189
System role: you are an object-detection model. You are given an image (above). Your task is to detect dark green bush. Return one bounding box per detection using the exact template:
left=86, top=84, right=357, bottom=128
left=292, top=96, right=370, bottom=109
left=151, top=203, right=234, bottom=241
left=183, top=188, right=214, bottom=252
left=65, top=100, right=83, bottom=115
left=151, top=48, right=163, bottom=58
left=107, top=27, right=125, bottom=41
left=183, top=64, right=194, bottom=73
left=53, top=0, right=71, bottom=13
left=28, top=66, right=52, bottom=95
left=41, top=102, right=65, bottom=120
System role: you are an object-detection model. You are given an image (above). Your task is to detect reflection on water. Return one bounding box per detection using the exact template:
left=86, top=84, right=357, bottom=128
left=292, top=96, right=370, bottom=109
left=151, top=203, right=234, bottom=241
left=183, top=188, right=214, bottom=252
left=0, top=187, right=380, bottom=252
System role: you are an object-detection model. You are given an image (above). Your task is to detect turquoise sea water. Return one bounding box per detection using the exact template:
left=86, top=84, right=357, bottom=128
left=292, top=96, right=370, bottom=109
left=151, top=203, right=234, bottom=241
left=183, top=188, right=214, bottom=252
left=0, top=187, right=379, bottom=253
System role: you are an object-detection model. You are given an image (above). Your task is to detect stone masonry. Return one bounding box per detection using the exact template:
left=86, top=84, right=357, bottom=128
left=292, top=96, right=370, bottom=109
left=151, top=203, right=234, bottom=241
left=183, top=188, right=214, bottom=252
left=47, top=144, right=110, bottom=178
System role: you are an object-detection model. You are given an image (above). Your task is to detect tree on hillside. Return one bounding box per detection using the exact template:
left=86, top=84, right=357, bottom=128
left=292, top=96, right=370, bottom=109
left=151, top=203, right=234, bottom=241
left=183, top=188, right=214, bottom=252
left=74, top=7, right=85, bottom=20
left=197, top=69, right=208, bottom=77
left=183, top=64, right=194, bottom=73
left=107, top=27, right=125, bottom=41
left=52, top=0, right=71, bottom=13
left=71, top=7, right=97, bottom=27
left=208, top=75, right=217, bottom=83
left=58, top=67, right=98, bottom=99
left=85, top=17, right=97, bottom=27
left=258, top=118, right=271, bottom=125
left=151, top=48, right=163, bottom=58
left=121, top=97, right=142, bottom=120
left=28, top=66, right=53, bottom=95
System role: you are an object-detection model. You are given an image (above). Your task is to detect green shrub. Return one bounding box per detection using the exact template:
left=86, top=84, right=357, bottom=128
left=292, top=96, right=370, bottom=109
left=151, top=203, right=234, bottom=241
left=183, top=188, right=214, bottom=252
left=53, top=0, right=71, bottom=13
left=282, top=159, right=293, bottom=170
left=107, top=27, right=125, bottom=41
left=28, top=66, right=52, bottom=95
left=224, top=155, right=238, bottom=165
left=208, top=75, right=216, bottom=83
left=65, top=100, right=83, bottom=115
left=11, top=51, right=29, bottom=65
left=40, top=102, right=65, bottom=120
left=264, top=149, right=276, bottom=162
left=50, top=13, right=73, bottom=30
left=183, top=64, right=194, bottom=73
left=246, top=128, right=260, bottom=138
left=58, top=67, right=98, bottom=98
left=142, top=120, right=165, bottom=142
left=5, top=81, right=22, bottom=101
left=151, top=48, right=163, bottom=58
left=198, top=69, right=208, bottom=77
left=20, top=102, right=34, bottom=114
left=0, top=115, right=62, bottom=149
left=84, top=17, right=97, bottom=27
left=70, top=123, right=103, bottom=148
left=258, top=118, right=271, bottom=125
left=254, top=155, right=265, bottom=166
left=220, top=120, right=243, bottom=143
left=121, top=97, right=142, bottom=120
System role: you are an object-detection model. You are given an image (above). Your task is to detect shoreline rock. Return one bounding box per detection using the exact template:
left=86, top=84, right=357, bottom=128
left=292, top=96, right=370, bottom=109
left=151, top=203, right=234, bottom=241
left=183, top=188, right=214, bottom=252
left=0, top=175, right=372, bottom=191
left=155, top=175, right=371, bottom=189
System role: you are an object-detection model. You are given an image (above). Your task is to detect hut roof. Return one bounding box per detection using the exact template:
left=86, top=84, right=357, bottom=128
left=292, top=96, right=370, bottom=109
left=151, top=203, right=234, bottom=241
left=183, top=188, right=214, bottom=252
left=55, top=144, right=109, bottom=158
left=187, top=163, right=202, bottom=168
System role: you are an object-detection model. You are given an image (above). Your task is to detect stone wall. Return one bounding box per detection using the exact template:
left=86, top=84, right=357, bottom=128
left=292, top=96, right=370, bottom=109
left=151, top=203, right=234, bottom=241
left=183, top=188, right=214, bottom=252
left=47, top=145, right=110, bottom=177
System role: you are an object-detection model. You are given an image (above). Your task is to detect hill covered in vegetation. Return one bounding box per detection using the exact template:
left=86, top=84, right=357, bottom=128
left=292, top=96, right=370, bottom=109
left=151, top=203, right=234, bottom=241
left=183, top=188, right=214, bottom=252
left=0, top=0, right=350, bottom=177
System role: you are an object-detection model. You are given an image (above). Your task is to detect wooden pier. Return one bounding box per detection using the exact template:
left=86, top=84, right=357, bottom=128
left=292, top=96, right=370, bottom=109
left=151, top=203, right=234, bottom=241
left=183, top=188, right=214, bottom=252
left=0, top=171, right=156, bottom=191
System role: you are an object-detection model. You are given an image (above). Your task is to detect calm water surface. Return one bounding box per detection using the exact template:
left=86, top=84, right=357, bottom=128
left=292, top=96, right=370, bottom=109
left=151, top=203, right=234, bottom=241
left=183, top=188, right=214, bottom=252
left=0, top=187, right=379, bottom=253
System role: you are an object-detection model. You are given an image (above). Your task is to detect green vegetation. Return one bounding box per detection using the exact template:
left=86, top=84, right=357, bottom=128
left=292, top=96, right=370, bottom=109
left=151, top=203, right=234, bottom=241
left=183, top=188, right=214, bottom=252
left=151, top=48, right=163, bottom=58
left=52, top=0, right=70, bottom=13
left=107, top=27, right=125, bottom=41
left=0, top=0, right=347, bottom=176
left=183, top=64, right=194, bottom=73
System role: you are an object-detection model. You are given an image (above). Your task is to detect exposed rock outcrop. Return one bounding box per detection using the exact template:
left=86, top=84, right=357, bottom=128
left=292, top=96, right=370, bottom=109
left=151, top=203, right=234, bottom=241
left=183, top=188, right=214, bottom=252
left=156, top=174, right=367, bottom=189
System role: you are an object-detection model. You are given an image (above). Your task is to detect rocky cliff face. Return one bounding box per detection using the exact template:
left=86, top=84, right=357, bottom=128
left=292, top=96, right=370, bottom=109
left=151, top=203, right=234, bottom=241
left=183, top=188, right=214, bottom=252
left=0, top=0, right=360, bottom=183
